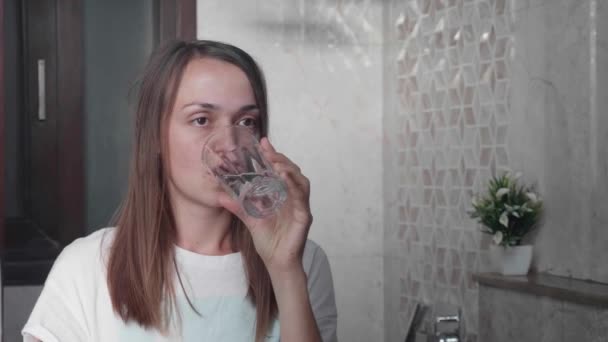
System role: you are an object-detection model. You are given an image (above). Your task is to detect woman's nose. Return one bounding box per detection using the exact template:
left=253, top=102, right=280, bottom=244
left=214, top=127, right=239, bottom=153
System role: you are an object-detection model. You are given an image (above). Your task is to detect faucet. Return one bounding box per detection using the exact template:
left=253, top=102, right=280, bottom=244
left=434, top=313, right=460, bottom=342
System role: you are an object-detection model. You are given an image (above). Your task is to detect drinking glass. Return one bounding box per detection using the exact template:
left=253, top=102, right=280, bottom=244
left=202, top=126, right=287, bottom=218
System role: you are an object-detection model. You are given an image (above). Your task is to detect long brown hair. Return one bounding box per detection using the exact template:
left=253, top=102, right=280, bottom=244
left=106, top=40, right=277, bottom=341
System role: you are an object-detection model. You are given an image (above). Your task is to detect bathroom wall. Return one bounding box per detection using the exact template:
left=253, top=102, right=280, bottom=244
left=508, top=0, right=608, bottom=284
left=384, top=0, right=514, bottom=340
left=479, top=286, right=608, bottom=342
left=196, top=1, right=385, bottom=341
left=594, top=0, right=608, bottom=284
left=385, top=0, right=608, bottom=341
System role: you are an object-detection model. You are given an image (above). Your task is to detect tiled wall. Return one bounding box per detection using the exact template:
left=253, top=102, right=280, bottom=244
left=384, top=0, right=514, bottom=340
left=385, top=0, right=608, bottom=341
left=196, top=1, right=385, bottom=341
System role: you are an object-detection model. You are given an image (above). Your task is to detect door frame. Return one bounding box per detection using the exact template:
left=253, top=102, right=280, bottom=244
left=157, top=0, right=197, bottom=43
left=55, top=0, right=85, bottom=245
left=0, top=0, right=5, bottom=250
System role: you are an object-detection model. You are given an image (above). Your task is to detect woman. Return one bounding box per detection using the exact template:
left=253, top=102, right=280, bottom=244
left=22, top=40, right=337, bottom=342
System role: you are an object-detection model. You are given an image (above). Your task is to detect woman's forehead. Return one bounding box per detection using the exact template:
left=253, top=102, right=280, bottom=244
left=175, top=58, right=255, bottom=106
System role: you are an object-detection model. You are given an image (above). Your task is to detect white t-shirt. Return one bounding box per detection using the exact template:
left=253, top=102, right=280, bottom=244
left=22, top=228, right=338, bottom=342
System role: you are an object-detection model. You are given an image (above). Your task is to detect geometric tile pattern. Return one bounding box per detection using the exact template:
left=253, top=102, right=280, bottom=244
left=392, top=0, right=513, bottom=340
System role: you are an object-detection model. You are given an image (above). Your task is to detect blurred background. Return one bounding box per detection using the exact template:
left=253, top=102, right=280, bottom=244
left=2, top=0, right=608, bottom=341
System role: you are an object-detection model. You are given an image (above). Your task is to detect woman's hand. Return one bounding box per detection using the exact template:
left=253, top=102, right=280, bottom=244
left=218, top=141, right=322, bottom=342
left=218, top=137, right=313, bottom=275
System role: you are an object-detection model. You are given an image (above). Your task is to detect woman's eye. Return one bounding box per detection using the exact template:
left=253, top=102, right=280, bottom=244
left=193, top=117, right=208, bottom=126
left=237, top=117, right=257, bottom=127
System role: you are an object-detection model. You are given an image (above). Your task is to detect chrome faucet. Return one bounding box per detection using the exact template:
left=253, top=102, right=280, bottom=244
left=434, top=312, right=460, bottom=342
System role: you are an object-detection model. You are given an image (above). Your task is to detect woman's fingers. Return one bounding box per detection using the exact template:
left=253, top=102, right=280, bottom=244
left=279, top=171, right=312, bottom=222
left=273, top=163, right=310, bottom=197
left=260, top=138, right=302, bottom=172
left=260, top=137, right=275, bottom=152
left=266, top=153, right=301, bottom=173
left=260, top=138, right=308, bottom=190
left=259, top=137, right=311, bottom=204
left=272, top=162, right=300, bottom=178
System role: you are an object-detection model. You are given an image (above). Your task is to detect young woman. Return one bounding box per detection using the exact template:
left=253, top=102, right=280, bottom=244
left=22, top=40, right=337, bottom=342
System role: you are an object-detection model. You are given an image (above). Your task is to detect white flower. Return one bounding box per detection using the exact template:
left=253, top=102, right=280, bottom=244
left=496, top=188, right=510, bottom=199
left=471, top=196, right=479, bottom=206
left=526, top=192, right=538, bottom=203
left=514, top=172, right=522, bottom=180
left=493, top=231, right=504, bottom=245
left=511, top=205, right=522, bottom=218
left=499, top=211, right=509, bottom=227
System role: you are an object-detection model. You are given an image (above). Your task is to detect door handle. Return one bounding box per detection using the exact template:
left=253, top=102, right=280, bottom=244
left=37, top=59, right=46, bottom=121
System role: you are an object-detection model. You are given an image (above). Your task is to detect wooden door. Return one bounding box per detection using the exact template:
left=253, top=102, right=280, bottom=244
left=1, top=0, right=84, bottom=286
left=0, top=0, right=196, bottom=286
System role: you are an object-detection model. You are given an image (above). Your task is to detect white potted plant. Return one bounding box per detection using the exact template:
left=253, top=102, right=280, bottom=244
left=469, top=172, right=543, bottom=275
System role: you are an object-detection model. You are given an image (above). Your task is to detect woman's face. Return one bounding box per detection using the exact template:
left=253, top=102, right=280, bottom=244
left=165, top=57, right=260, bottom=210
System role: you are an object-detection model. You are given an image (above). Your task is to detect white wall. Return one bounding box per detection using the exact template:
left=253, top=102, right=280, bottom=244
left=508, top=0, right=608, bottom=284
left=196, top=0, right=385, bottom=340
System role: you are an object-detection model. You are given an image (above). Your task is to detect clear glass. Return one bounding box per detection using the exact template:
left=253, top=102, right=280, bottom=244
left=202, top=126, right=287, bottom=218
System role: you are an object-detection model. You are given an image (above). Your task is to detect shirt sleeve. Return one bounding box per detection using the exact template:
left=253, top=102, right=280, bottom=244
left=304, top=241, right=338, bottom=342
left=22, top=242, right=91, bottom=342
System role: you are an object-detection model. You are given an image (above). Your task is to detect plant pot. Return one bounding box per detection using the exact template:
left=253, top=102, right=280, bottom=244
left=498, top=245, right=533, bottom=275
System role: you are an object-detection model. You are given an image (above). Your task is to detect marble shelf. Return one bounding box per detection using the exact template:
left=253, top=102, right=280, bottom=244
left=474, top=272, right=608, bottom=308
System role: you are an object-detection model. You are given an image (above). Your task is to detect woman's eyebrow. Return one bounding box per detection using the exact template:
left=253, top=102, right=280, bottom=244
left=182, top=102, right=219, bottom=110
left=181, top=103, right=257, bottom=112
left=239, top=104, right=259, bottom=112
